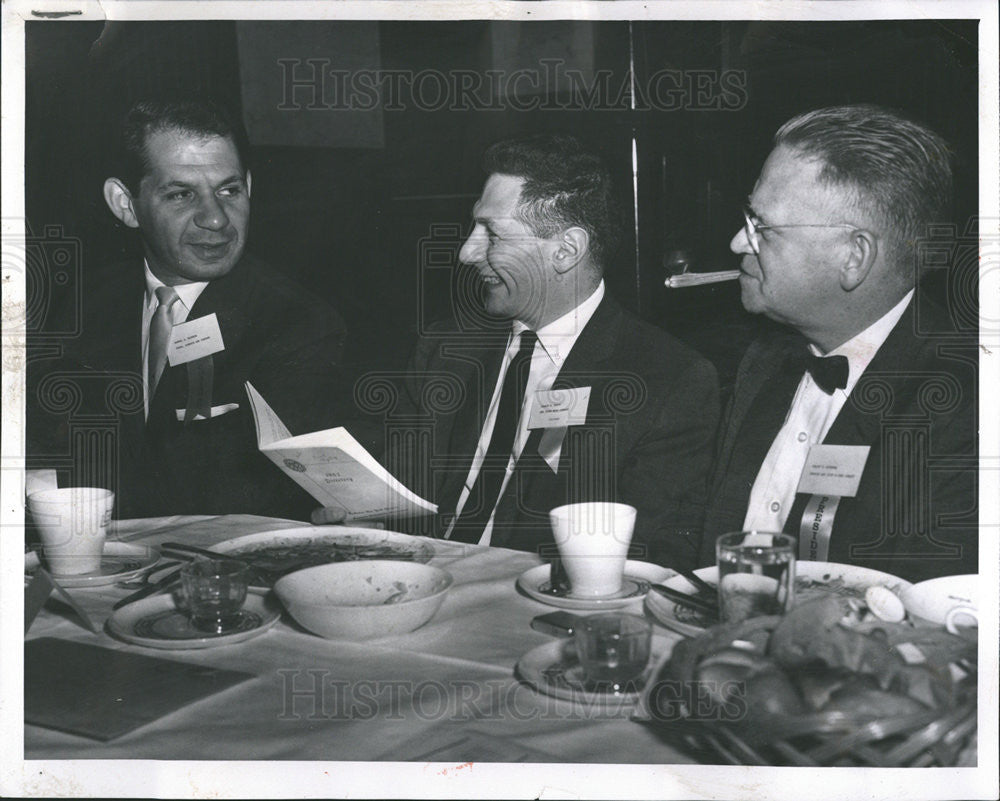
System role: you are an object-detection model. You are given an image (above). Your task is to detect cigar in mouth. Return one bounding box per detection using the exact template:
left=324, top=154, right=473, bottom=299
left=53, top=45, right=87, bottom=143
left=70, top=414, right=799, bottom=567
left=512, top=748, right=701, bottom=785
left=664, top=270, right=741, bottom=289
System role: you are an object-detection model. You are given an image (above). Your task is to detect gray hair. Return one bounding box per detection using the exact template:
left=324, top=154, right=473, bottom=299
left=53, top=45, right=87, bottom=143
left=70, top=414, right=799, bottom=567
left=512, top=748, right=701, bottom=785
left=774, top=104, right=953, bottom=268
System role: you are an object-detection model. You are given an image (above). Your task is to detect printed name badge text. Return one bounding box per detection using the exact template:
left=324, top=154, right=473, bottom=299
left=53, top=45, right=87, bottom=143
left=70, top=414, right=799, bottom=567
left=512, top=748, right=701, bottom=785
left=527, top=387, right=591, bottom=429
left=166, top=313, right=226, bottom=366
left=797, top=444, right=870, bottom=498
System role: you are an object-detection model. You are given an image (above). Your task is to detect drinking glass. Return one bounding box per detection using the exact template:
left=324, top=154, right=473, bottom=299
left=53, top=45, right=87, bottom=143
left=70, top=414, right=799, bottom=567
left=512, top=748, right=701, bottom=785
left=574, top=613, right=652, bottom=694
left=716, top=531, right=796, bottom=623
left=180, top=558, right=250, bottom=633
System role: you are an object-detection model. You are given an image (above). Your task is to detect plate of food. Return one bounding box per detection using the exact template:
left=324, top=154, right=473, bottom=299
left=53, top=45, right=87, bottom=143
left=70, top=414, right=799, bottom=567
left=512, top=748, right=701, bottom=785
left=205, top=526, right=436, bottom=588
left=645, top=561, right=912, bottom=637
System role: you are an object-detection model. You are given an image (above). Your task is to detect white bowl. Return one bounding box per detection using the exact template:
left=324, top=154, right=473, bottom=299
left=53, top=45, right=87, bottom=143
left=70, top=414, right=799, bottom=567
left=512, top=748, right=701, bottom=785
left=274, top=560, right=453, bottom=640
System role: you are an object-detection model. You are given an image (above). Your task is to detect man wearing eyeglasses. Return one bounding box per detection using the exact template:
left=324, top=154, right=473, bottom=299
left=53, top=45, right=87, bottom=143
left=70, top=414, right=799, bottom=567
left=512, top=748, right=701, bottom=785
left=701, top=104, right=977, bottom=582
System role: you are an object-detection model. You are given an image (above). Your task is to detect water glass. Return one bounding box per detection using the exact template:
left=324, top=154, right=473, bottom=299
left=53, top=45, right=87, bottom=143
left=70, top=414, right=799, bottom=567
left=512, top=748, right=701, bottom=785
left=574, top=613, right=652, bottom=694
left=181, top=558, right=250, bottom=633
left=716, top=531, right=796, bottom=623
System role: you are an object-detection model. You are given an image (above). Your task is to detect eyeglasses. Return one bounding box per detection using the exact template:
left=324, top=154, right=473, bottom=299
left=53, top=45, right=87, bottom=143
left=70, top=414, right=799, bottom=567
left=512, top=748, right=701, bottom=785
left=742, top=205, right=856, bottom=255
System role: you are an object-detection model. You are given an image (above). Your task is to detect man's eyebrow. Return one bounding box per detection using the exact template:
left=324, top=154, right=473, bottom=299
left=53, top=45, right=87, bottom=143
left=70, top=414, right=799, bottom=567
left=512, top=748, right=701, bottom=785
left=745, top=198, right=766, bottom=224
left=472, top=212, right=496, bottom=230
left=155, top=175, right=245, bottom=192
left=151, top=180, right=194, bottom=194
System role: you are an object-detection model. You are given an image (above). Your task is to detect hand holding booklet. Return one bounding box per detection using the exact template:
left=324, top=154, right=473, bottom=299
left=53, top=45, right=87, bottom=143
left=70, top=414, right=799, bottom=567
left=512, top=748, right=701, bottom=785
left=245, top=382, right=437, bottom=522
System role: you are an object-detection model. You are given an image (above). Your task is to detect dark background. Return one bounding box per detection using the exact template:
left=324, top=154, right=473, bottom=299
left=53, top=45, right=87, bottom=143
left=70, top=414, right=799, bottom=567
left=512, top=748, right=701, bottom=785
left=25, top=19, right=979, bottom=397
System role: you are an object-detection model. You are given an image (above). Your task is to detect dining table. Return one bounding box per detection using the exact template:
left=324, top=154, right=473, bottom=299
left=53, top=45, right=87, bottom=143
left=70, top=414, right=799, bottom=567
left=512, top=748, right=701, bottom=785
left=24, top=513, right=694, bottom=765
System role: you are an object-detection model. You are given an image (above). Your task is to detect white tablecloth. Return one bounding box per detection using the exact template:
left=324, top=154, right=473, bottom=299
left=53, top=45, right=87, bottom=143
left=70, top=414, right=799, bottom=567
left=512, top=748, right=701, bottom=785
left=25, top=515, right=691, bottom=764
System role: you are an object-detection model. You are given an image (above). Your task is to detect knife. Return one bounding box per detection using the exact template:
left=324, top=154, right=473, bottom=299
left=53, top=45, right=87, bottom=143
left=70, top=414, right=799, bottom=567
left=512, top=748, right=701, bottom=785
left=160, top=541, right=239, bottom=561
left=160, top=541, right=275, bottom=585
left=678, top=568, right=717, bottom=597
left=112, top=566, right=183, bottom=610
left=649, top=583, right=719, bottom=618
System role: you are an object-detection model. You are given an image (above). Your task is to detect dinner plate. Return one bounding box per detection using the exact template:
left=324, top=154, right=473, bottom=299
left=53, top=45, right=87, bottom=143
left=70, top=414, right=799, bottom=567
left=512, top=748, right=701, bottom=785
left=516, top=639, right=664, bottom=706
left=644, top=561, right=913, bottom=637
left=107, top=591, right=281, bottom=650
left=209, top=526, right=436, bottom=588
left=516, top=560, right=675, bottom=610
left=24, top=542, right=160, bottom=588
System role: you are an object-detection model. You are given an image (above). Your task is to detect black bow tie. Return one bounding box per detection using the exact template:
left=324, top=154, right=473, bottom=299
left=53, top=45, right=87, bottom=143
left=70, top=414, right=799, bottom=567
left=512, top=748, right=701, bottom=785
left=801, top=352, right=849, bottom=394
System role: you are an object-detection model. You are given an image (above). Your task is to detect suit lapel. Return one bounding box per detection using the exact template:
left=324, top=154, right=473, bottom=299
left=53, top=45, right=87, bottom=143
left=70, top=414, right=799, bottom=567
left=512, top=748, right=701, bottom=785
left=711, top=330, right=804, bottom=494
left=823, top=302, right=918, bottom=447
left=551, top=294, right=621, bottom=386
left=783, top=304, right=917, bottom=532
left=435, top=333, right=508, bottom=513
left=148, top=256, right=254, bottom=423
left=496, top=296, right=621, bottom=532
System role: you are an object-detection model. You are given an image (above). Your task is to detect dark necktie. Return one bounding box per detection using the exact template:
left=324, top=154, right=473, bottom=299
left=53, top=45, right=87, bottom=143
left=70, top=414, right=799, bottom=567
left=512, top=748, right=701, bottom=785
left=148, top=286, right=180, bottom=402
left=450, top=330, right=537, bottom=542
left=803, top=352, right=849, bottom=394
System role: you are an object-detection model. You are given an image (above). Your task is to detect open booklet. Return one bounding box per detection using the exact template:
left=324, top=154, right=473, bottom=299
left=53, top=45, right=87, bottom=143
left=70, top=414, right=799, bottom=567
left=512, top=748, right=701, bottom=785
left=245, top=382, right=437, bottom=521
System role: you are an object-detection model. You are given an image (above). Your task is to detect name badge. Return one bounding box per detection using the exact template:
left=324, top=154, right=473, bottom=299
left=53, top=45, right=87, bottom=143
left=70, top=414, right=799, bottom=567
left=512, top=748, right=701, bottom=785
left=166, top=313, right=225, bottom=366
left=796, top=444, right=870, bottom=498
left=527, top=387, right=591, bottom=429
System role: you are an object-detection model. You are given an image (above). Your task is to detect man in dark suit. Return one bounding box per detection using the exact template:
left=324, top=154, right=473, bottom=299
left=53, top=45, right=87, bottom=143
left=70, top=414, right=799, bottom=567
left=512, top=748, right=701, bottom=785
left=28, top=98, right=346, bottom=519
left=315, top=134, right=719, bottom=568
left=701, top=105, right=977, bottom=583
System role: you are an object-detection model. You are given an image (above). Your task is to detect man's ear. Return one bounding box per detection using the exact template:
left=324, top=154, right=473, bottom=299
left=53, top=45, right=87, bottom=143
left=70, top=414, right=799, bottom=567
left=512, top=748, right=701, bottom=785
left=245, top=170, right=252, bottom=198
left=552, top=227, right=588, bottom=274
left=103, top=178, right=140, bottom=229
left=839, top=228, right=878, bottom=291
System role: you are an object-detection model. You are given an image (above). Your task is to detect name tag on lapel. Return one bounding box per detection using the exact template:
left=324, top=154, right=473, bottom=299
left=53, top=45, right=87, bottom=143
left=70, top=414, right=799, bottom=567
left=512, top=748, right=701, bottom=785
left=167, top=313, right=225, bottom=366
left=527, top=387, right=591, bottom=429
left=797, top=444, right=870, bottom=497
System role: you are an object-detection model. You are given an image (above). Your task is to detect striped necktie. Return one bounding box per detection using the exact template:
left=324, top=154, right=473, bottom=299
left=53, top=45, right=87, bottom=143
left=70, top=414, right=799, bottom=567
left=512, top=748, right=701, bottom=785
left=148, top=285, right=180, bottom=401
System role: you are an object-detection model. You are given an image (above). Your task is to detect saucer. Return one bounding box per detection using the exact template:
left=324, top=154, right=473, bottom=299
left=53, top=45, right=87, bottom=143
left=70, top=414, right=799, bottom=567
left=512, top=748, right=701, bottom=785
left=516, top=640, right=659, bottom=705
left=516, top=560, right=674, bottom=610
left=901, top=574, right=978, bottom=627
left=25, top=542, right=161, bottom=588
left=107, top=591, right=280, bottom=650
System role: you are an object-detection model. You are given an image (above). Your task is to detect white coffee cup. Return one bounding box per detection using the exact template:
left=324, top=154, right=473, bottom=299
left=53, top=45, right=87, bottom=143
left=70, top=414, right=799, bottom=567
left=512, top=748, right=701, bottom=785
left=549, top=502, right=637, bottom=597
left=901, top=574, right=978, bottom=634
left=27, top=487, right=115, bottom=576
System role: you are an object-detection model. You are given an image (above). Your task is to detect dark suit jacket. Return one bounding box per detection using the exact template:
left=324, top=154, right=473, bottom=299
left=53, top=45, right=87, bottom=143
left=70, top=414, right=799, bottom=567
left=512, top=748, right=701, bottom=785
left=27, top=254, right=347, bottom=520
left=701, top=294, right=978, bottom=582
left=387, top=294, right=720, bottom=570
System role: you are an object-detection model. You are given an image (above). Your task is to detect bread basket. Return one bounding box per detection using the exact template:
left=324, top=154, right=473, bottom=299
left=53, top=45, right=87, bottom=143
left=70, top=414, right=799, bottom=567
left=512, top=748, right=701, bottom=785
left=639, top=598, right=978, bottom=766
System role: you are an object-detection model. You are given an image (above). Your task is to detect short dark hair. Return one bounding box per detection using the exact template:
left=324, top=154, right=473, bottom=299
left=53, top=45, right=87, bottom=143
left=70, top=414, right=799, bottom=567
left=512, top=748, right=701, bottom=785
left=774, top=104, right=953, bottom=267
left=114, top=97, right=250, bottom=194
left=482, top=134, right=621, bottom=271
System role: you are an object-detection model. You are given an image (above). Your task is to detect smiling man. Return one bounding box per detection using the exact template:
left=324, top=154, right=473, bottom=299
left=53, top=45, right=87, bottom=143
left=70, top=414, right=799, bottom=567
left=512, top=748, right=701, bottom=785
left=28, top=98, right=347, bottom=519
left=376, top=134, right=720, bottom=566
left=701, top=105, right=977, bottom=582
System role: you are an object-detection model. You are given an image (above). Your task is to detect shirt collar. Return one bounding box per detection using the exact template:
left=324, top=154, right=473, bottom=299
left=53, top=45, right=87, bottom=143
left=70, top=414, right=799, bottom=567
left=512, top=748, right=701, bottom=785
left=143, top=260, right=210, bottom=312
left=811, top=289, right=914, bottom=393
left=512, top=280, right=605, bottom=365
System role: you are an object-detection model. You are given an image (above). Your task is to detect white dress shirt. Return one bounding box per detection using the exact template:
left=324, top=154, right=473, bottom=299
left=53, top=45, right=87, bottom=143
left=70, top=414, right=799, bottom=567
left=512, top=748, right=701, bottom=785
left=743, top=290, right=914, bottom=532
left=447, top=280, right=606, bottom=545
left=141, top=262, right=208, bottom=418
